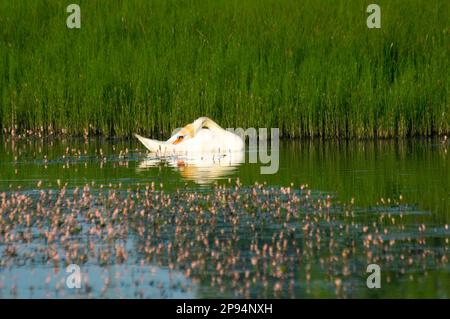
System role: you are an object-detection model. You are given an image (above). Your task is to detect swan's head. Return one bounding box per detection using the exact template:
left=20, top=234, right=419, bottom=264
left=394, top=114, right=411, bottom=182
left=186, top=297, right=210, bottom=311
left=171, top=123, right=195, bottom=145
left=170, top=117, right=220, bottom=145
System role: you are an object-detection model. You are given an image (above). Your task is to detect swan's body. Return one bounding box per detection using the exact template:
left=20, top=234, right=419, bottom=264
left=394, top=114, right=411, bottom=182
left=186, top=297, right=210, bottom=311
left=135, top=117, right=244, bottom=155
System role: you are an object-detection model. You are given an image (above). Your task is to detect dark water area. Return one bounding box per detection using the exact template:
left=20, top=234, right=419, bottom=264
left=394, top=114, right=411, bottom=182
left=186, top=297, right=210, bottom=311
left=1, top=137, right=448, bottom=219
left=0, top=136, right=448, bottom=298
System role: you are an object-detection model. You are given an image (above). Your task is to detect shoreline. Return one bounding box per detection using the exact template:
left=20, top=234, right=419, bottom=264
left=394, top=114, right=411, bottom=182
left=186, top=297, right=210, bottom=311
left=1, top=128, right=449, bottom=142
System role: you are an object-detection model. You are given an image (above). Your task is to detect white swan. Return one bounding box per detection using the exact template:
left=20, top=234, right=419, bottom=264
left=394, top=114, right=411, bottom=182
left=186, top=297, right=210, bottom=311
left=134, top=117, right=244, bottom=155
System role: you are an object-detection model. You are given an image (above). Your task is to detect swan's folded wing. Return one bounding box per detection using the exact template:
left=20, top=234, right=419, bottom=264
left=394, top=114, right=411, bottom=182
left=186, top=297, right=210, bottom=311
left=134, top=134, right=172, bottom=154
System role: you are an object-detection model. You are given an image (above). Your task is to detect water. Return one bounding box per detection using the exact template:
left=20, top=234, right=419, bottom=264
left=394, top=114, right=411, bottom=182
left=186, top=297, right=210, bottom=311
left=0, top=136, right=448, bottom=298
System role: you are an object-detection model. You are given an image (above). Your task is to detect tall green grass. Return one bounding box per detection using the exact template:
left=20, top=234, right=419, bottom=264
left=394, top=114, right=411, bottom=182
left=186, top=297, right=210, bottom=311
left=0, top=0, right=449, bottom=138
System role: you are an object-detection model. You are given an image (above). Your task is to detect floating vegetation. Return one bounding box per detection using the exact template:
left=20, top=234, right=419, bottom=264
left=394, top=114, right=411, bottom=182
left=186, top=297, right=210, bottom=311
left=0, top=181, right=448, bottom=298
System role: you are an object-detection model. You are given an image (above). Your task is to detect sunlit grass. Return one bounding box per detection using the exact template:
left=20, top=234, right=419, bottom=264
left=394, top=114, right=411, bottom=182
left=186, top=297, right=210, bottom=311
left=0, top=0, right=449, bottom=138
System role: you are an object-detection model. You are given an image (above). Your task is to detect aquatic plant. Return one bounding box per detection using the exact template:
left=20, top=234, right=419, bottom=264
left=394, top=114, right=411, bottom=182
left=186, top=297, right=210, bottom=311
left=0, top=181, right=448, bottom=298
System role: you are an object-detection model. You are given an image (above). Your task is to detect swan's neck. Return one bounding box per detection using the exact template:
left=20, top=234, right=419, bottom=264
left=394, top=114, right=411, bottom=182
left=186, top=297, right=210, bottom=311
left=193, top=117, right=225, bottom=134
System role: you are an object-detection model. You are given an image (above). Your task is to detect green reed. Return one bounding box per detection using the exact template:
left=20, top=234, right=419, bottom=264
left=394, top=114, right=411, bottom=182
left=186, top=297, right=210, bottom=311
left=0, top=0, right=449, bottom=138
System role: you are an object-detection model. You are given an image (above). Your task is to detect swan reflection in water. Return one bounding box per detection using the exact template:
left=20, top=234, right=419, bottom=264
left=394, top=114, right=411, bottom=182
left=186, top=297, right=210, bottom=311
left=137, top=150, right=245, bottom=184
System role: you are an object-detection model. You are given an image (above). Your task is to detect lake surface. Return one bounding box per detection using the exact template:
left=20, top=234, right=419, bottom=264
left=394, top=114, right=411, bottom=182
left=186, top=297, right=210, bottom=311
left=0, top=136, right=448, bottom=298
